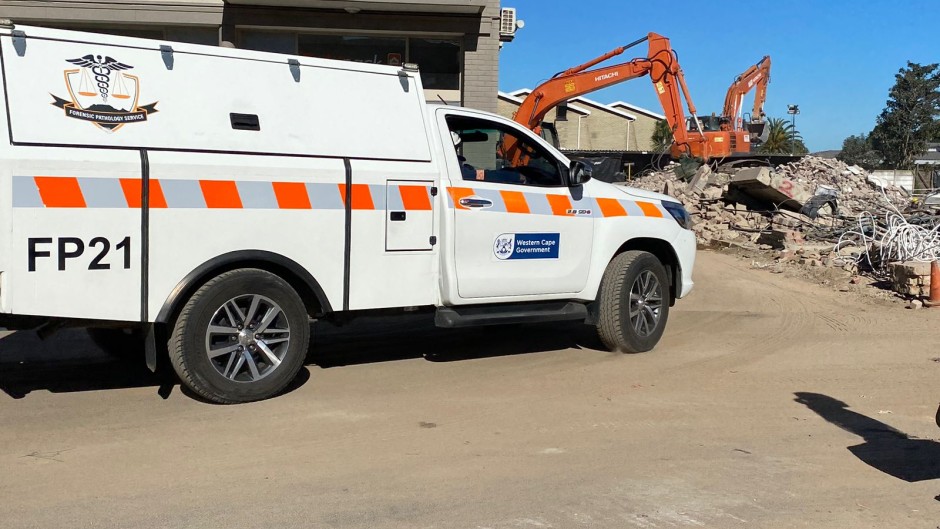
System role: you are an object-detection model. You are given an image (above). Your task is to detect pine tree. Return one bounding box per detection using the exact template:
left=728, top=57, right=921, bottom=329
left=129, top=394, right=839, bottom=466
left=870, top=62, right=940, bottom=169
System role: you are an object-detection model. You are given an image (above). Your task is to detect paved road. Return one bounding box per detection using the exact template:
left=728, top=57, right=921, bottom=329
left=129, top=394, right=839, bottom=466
left=1, top=251, right=938, bottom=528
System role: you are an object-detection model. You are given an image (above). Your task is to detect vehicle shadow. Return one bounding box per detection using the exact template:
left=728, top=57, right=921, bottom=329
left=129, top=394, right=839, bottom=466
left=0, top=329, right=162, bottom=399
left=794, top=392, right=940, bottom=483
left=308, top=312, right=595, bottom=367
left=0, top=316, right=598, bottom=400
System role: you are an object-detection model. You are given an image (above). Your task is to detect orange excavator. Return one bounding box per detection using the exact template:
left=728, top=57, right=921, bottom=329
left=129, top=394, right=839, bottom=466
left=505, top=32, right=732, bottom=163
left=721, top=55, right=771, bottom=150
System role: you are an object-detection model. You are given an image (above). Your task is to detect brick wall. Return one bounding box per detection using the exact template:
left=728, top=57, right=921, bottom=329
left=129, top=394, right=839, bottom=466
left=461, top=0, right=500, bottom=113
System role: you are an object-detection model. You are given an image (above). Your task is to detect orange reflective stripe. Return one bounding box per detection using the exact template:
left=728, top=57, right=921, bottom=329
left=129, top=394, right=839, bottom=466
left=34, top=176, right=86, bottom=208
left=399, top=185, right=432, bottom=210
left=338, top=184, right=374, bottom=210
left=447, top=187, right=475, bottom=210
left=500, top=190, right=530, bottom=214
left=272, top=182, right=311, bottom=209
left=119, top=178, right=167, bottom=208
left=545, top=194, right=573, bottom=216
left=149, top=180, right=168, bottom=208
left=200, top=180, right=243, bottom=209
left=636, top=201, right=663, bottom=217
left=596, top=197, right=627, bottom=217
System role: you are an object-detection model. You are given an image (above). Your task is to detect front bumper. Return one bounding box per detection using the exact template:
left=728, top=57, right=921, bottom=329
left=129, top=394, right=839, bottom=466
left=673, top=229, right=696, bottom=298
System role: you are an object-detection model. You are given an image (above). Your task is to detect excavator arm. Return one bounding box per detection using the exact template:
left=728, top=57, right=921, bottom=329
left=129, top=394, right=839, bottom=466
left=721, top=56, right=771, bottom=130
left=507, top=33, right=710, bottom=163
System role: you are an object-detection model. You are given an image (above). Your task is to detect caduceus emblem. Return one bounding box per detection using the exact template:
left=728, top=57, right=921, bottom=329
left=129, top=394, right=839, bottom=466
left=51, top=52, right=158, bottom=132
left=66, top=54, right=134, bottom=103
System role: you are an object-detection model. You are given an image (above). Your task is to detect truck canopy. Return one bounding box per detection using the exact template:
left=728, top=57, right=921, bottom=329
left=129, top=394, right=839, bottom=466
left=0, top=25, right=432, bottom=161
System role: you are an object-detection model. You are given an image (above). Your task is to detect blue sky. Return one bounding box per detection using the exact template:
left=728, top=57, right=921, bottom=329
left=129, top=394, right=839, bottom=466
left=498, top=0, right=938, bottom=152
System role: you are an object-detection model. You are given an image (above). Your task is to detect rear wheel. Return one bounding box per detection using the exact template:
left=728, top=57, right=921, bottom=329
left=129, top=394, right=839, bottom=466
left=595, top=250, right=670, bottom=353
left=168, top=268, right=310, bottom=404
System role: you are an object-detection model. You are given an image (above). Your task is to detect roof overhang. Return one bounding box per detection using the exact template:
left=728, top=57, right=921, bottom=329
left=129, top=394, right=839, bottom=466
left=507, top=89, right=639, bottom=120
left=500, top=90, right=591, bottom=116
left=224, top=0, right=486, bottom=14
left=609, top=101, right=665, bottom=120
left=1, top=0, right=224, bottom=26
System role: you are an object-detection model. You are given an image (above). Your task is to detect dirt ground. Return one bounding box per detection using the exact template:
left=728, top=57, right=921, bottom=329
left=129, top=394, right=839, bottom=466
left=1, top=250, right=938, bottom=529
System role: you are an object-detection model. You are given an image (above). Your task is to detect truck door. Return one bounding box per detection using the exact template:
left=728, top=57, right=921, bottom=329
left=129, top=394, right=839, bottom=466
left=438, top=111, right=594, bottom=299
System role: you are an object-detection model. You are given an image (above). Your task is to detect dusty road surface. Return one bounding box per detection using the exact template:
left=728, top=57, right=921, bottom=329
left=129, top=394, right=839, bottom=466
left=1, top=251, right=938, bottom=529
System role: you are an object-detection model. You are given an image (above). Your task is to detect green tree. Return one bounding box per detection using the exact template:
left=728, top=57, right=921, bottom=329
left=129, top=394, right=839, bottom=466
left=837, top=133, right=881, bottom=169
left=651, top=119, right=672, bottom=152
left=870, top=62, right=940, bottom=169
left=792, top=138, right=809, bottom=155
left=759, top=117, right=803, bottom=154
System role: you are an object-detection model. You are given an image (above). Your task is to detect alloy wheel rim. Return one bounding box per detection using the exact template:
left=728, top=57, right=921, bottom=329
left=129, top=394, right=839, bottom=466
left=629, top=270, right=662, bottom=338
left=204, top=294, right=291, bottom=382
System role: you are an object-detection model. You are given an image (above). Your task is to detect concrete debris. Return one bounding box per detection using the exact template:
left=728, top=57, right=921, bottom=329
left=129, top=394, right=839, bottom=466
left=623, top=155, right=905, bottom=252
left=621, top=155, right=937, bottom=305
left=729, top=167, right=810, bottom=212
left=688, top=164, right=712, bottom=195
left=774, top=156, right=908, bottom=216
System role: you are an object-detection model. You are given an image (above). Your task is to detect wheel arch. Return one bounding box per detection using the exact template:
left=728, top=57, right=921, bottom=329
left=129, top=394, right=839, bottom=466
left=611, top=238, right=681, bottom=305
left=154, top=250, right=333, bottom=324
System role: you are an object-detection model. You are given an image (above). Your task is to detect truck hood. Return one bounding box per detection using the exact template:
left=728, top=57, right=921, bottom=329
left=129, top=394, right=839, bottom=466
left=612, top=183, right=680, bottom=204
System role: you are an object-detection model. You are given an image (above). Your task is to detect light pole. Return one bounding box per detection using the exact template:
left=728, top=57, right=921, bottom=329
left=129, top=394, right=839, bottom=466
left=787, top=104, right=800, bottom=154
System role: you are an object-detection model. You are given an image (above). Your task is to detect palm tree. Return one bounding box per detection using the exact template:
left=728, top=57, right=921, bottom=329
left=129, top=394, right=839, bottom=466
left=651, top=119, right=673, bottom=152
left=759, top=117, right=805, bottom=154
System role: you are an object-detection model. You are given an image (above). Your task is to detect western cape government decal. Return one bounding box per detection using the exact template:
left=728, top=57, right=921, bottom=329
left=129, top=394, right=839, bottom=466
left=50, top=54, right=158, bottom=131
left=494, top=233, right=560, bottom=260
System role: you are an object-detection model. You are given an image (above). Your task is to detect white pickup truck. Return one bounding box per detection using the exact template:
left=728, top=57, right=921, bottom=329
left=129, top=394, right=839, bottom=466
left=0, top=23, right=695, bottom=403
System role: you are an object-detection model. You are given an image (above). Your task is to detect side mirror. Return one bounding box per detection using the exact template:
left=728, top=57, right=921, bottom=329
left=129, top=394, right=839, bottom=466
left=569, top=159, right=592, bottom=186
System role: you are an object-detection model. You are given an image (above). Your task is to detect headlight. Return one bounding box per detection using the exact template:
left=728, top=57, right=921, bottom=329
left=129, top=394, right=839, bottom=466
left=662, top=201, right=691, bottom=230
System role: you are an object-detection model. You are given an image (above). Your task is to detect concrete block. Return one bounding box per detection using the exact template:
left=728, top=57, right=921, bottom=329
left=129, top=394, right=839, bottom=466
left=730, top=167, right=811, bottom=212
left=891, top=261, right=931, bottom=278
left=688, top=164, right=712, bottom=194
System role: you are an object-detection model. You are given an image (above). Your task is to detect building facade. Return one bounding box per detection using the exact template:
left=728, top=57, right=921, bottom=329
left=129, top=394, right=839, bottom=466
left=498, top=89, right=664, bottom=152
left=0, top=0, right=503, bottom=111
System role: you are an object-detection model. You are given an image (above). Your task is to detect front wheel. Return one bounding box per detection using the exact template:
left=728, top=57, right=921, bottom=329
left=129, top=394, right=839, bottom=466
left=168, top=268, right=310, bottom=404
left=595, top=250, right=670, bottom=353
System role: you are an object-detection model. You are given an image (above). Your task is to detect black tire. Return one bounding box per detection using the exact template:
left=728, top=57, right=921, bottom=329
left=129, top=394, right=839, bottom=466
left=87, top=327, right=144, bottom=358
left=168, top=268, right=310, bottom=404
left=595, top=250, right=670, bottom=353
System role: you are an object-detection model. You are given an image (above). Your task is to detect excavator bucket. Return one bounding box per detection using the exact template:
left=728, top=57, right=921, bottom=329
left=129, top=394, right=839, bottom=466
left=747, top=121, right=769, bottom=145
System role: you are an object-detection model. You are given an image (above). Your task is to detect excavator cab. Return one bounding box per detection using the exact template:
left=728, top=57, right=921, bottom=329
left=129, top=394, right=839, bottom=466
left=539, top=122, right=561, bottom=149
left=692, top=115, right=722, bottom=132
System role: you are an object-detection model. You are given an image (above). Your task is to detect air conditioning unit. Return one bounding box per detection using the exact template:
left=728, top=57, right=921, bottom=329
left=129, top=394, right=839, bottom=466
left=499, top=7, right=523, bottom=42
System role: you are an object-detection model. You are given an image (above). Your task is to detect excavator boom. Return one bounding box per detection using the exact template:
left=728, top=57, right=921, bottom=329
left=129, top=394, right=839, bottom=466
left=508, top=33, right=726, bottom=162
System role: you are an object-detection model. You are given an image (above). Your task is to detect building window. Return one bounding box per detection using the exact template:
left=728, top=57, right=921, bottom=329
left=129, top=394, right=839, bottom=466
left=409, top=38, right=460, bottom=90
left=240, top=30, right=461, bottom=91
left=298, top=34, right=406, bottom=66
left=240, top=31, right=295, bottom=54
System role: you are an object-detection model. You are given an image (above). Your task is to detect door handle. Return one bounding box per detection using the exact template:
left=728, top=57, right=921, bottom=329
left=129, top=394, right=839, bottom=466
left=390, top=211, right=406, bottom=221
left=458, top=196, right=493, bottom=209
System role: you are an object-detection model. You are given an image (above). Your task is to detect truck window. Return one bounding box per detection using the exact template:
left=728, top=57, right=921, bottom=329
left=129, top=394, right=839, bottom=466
left=445, top=116, right=563, bottom=187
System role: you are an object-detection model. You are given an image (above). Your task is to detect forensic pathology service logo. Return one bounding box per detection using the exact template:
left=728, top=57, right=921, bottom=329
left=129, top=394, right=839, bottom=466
left=50, top=54, right=158, bottom=132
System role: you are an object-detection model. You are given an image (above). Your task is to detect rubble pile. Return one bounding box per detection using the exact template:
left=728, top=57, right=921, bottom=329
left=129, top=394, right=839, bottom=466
left=623, top=155, right=940, bottom=302
left=624, top=155, right=909, bottom=251
left=773, top=156, right=907, bottom=216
